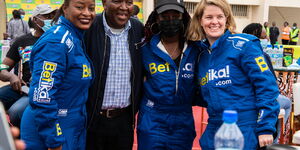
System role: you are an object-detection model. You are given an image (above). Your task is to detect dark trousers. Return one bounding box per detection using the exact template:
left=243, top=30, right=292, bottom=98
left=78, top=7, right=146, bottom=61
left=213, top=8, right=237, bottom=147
left=0, top=85, right=29, bottom=127
left=282, top=39, right=289, bottom=45
left=86, top=110, right=134, bottom=150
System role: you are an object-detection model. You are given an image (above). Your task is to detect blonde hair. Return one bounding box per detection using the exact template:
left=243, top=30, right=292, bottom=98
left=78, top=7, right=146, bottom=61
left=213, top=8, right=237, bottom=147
left=186, top=0, right=236, bottom=41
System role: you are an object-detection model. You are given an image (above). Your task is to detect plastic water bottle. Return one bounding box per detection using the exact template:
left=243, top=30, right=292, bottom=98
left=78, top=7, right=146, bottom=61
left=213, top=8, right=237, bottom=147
left=264, top=44, right=272, bottom=53
left=214, top=110, right=244, bottom=150
left=278, top=45, right=284, bottom=67
left=266, top=45, right=276, bottom=66
left=273, top=45, right=279, bottom=67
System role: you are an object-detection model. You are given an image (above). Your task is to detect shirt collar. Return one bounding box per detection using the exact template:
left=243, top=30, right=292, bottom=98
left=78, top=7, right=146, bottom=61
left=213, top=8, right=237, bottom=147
left=102, top=12, right=131, bottom=35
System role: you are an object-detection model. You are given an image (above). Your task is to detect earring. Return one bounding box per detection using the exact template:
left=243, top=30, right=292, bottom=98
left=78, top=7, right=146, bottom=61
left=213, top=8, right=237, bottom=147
left=150, top=22, right=160, bottom=34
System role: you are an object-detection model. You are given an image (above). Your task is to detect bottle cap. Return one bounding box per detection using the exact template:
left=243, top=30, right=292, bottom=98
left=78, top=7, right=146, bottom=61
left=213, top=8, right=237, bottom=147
left=222, top=110, right=238, bottom=123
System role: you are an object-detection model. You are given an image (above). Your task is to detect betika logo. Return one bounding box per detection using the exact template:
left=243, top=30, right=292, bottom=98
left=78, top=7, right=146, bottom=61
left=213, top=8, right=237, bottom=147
left=149, top=62, right=170, bottom=75
left=200, top=65, right=232, bottom=86
left=82, top=64, right=92, bottom=79
left=182, top=63, right=194, bottom=79
left=33, top=61, right=57, bottom=103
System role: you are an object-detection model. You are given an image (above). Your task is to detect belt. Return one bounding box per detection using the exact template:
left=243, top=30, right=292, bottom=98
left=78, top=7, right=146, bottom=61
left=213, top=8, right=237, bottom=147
left=99, top=106, right=131, bottom=118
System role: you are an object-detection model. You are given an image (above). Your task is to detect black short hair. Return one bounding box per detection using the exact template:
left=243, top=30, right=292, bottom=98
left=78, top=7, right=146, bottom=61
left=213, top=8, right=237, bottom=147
left=133, top=5, right=140, bottom=16
left=12, top=10, right=21, bottom=19
left=144, top=9, right=191, bottom=43
left=28, top=17, right=34, bottom=28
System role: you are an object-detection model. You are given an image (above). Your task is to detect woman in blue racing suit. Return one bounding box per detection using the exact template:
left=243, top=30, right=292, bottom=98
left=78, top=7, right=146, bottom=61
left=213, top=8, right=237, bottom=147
left=187, top=0, right=280, bottom=149
left=137, top=0, right=199, bottom=149
left=21, top=0, right=95, bottom=149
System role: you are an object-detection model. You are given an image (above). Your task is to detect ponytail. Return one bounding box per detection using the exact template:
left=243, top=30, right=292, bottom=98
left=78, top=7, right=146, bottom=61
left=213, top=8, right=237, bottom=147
left=51, top=6, right=64, bottom=24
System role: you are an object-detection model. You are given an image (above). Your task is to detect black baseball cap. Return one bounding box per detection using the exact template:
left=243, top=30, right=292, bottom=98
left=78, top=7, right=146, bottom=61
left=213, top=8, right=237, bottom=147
left=155, top=0, right=184, bottom=14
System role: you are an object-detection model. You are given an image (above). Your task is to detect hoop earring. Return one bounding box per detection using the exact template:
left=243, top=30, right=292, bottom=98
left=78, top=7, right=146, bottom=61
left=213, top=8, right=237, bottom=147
left=150, top=22, right=160, bottom=34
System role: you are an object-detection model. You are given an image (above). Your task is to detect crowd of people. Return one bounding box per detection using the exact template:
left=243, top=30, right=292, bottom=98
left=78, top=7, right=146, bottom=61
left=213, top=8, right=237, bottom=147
left=263, top=20, right=299, bottom=46
left=2, top=0, right=299, bottom=149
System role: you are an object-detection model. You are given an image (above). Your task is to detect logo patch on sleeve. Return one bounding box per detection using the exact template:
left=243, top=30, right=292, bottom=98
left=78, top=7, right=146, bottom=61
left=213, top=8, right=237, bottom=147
left=56, top=123, right=62, bottom=136
left=82, top=64, right=92, bottom=79
left=255, top=56, right=269, bottom=72
left=33, top=61, right=57, bottom=103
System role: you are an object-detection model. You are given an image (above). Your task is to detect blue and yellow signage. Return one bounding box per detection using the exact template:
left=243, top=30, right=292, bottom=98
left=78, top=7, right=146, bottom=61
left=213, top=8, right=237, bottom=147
left=5, top=0, right=143, bottom=22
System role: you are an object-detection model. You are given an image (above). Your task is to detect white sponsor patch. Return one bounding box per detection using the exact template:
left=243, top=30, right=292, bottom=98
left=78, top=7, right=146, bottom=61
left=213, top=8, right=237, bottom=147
left=146, top=99, right=154, bottom=108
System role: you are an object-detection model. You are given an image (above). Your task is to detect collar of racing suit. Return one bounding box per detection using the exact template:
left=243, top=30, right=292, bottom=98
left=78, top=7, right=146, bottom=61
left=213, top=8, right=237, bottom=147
left=200, top=30, right=231, bottom=52
left=58, top=16, right=84, bottom=41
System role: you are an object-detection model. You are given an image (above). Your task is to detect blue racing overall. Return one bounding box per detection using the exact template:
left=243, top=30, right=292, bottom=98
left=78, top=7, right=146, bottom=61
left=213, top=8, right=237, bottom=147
left=197, top=30, right=280, bottom=150
left=137, top=35, right=199, bottom=150
left=21, top=16, right=93, bottom=150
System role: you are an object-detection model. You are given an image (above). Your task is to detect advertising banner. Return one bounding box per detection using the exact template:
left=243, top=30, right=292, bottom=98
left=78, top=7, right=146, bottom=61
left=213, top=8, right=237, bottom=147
left=5, top=0, right=143, bottom=22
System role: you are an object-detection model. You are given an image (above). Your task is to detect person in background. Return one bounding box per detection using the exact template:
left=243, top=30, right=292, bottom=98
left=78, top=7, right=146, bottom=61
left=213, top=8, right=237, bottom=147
left=21, top=0, right=95, bottom=149
left=187, top=0, right=280, bottom=149
left=264, top=21, right=270, bottom=38
left=242, top=23, right=270, bottom=49
left=242, top=23, right=292, bottom=144
left=137, top=0, right=198, bottom=149
left=18, top=9, right=25, bottom=19
left=270, top=21, right=280, bottom=47
left=132, top=4, right=140, bottom=19
left=84, top=0, right=144, bottom=149
left=7, top=10, right=30, bottom=45
left=242, top=23, right=272, bottom=70
left=0, top=4, right=56, bottom=127
left=281, top=21, right=291, bottom=45
left=289, top=23, right=299, bottom=45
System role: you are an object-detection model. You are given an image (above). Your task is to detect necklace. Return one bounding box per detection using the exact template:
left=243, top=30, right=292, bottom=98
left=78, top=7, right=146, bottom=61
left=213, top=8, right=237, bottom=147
left=161, top=39, right=179, bottom=59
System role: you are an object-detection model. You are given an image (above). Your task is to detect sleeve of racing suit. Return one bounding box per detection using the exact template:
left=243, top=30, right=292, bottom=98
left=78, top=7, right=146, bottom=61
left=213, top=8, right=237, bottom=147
left=192, top=70, right=207, bottom=107
left=30, top=42, right=66, bottom=148
left=240, top=39, right=280, bottom=135
left=193, top=48, right=208, bottom=107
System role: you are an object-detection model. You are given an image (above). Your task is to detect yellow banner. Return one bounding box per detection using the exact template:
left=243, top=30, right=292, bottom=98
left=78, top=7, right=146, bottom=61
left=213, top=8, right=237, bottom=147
left=6, top=0, right=21, bottom=3
left=6, top=1, right=143, bottom=22
left=21, top=4, right=35, bottom=9
left=52, top=5, right=61, bottom=10
left=35, top=0, right=50, bottom=4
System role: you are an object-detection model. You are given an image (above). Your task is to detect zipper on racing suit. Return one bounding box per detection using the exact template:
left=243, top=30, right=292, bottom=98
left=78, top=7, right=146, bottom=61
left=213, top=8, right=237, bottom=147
left=175, top=54, right=183, bottom=93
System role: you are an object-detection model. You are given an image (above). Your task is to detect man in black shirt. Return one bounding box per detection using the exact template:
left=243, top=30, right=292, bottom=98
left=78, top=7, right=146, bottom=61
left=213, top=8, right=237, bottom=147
left=0, top=4, right=55, bottom=127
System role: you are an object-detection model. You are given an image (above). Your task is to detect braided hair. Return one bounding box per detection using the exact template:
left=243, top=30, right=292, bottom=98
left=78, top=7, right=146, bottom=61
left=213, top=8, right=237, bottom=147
left=242, top=23, right=262, bottom=39
left=51, top=0, right=71, bottom=24
left=144, top=8, right=191, bottom=43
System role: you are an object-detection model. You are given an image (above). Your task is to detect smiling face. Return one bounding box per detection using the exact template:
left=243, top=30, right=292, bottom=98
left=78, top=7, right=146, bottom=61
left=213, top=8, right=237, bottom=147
left=102, top=0, right=133, bottom=29
left=63, top=0, right=95, bottom=30
left=200, top=5, right=226, bottom=44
